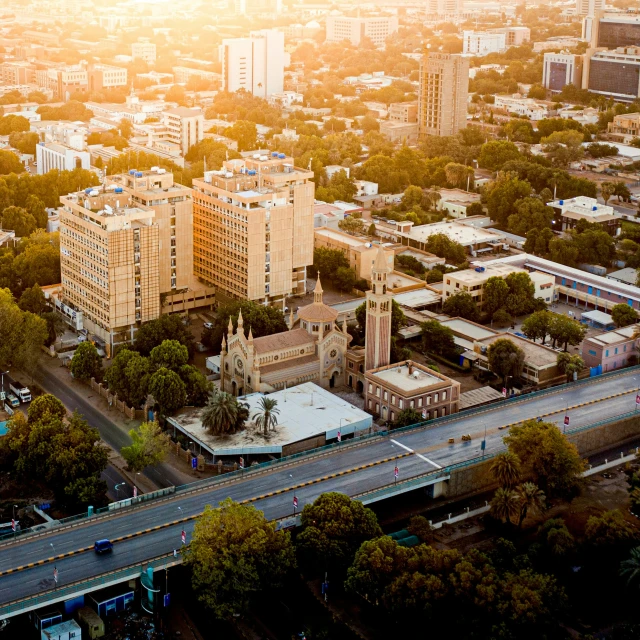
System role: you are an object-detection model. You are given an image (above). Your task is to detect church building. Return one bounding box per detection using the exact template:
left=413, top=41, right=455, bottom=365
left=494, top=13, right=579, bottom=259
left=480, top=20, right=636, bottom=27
left=220, top=275, right=352, bottom=395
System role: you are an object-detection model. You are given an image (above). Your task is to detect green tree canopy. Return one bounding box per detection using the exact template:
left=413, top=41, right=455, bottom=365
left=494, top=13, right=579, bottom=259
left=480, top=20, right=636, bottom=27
left=483, top=172, right=532, bottom=227
left=420, top=319, right=457, bottom=358
left=487, top=338, right=524, bottom=388
left=148, top=367, right=186, bottom=415
left=134, top=314, right=195, bottom=357
left=70, top=341, right=103, bottom=382
left=442, top=292, right=479, bottom=321
left=478, top=140, right=522, bottom=171
left=186, top=499, right=296, bottom=619
left=149, top=339, right=189, bottom=370
left=121, top=421, right=170, bottom=472
left=297, top=492, right=382, bottom=575
left=201, top=388, right=248, bottom=435
left=505, top=419, right=585, bottom=499
left=27, top=394, right=66, bottom=424
left=611, top=303, right=638, bottom=328
left=522, top=310, right=553, bottom=344
left=507, top=197, right=554, bottom=237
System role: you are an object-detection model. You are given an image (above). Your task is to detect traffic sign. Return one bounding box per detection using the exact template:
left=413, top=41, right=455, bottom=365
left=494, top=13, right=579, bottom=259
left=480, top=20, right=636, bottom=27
left=239, top=456, right=244, bottom=469
left=164, top=593, right=171, bottom=607
left=293, top=496, right=298, bottom=509
left=11, top=519, right=15, bottom=532
left=502, top=388, right=507, bottom=397
left=636, top=393, right=640, bottom=406
left=191, top=457, right=197, bottom=469
left=133, top=486, right=137, bottom=499
left=181, top=530, right=186, bottom=545
left=564, top=415, right=570, bottom=426
left=337, top=430, right=341, bottom=443
left=394, top=466, right=399, bottom=479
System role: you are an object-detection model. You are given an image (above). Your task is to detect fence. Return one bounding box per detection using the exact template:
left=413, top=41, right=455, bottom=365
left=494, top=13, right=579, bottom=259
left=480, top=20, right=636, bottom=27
left=90, top=378, right=138, bottom=420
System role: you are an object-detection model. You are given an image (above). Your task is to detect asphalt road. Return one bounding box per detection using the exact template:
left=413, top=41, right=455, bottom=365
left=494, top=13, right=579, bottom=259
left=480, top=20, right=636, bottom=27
left=2, top=368, right=640, bottom=610
left=33, top=367, right=185, bottom=489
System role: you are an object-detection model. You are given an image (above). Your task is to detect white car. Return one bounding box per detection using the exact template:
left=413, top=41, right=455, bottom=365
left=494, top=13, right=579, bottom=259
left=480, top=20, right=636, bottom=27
left=203, top=322, right=214, bottom=330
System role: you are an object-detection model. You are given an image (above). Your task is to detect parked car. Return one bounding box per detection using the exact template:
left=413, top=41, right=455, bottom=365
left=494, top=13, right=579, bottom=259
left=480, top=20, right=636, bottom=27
left=203, top=322, right=214, bottom=330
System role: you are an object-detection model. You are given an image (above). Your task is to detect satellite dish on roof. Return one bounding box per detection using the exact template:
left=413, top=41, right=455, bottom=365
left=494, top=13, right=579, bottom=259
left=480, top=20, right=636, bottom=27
left=104, top=204, right=113, bottom=214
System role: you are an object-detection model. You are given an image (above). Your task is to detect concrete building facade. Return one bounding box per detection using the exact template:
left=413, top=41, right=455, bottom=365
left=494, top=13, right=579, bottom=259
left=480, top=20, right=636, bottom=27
left=36, top=142, right=90, bottom=175
left=132, top=41, right=156, bottom=64
left=161, top=107, right=204, bottom=155
left=220, top=29, right=285, bottom=98
left=418, top=52, right=469, bottom=138
left=192, top=154, right=314, bottom=307
left=463, top=31, right=506, bottom=56
left=542, top=53, right=583, bottom=92
left=325, top=16, right=399, bottom=47
left=582, top=324, right=638, bottom=372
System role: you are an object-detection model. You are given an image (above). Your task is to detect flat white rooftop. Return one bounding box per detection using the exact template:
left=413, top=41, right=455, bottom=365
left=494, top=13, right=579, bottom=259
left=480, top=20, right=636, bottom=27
left=167, top=382, right=372, bottom=457
left=398, top=221, right=505, bottom=247
left=369, top=363, right=441, bottom=392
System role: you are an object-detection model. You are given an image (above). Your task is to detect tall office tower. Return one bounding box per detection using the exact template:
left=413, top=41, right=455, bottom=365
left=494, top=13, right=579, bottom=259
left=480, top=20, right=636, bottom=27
left=418, top=52, right=469, bottom=138
left=325, top=16, right=399, bottom=47
left=583, top=46, right=640, bottom=102
left=576, top=0, right=604, bottom=16
left=219, top=29, right=284, bottom=98
left=364, top=247, right=392, bottom=373
left=542, top=53, right=584, bottom=92
left=587, top=11, right=640, bottom=48
left=192, top=154, right=314, bottom=307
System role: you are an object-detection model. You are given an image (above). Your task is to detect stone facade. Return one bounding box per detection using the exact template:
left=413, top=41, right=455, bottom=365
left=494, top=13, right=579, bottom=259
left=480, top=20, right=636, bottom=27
left=220, top=276, right=351, bottom=394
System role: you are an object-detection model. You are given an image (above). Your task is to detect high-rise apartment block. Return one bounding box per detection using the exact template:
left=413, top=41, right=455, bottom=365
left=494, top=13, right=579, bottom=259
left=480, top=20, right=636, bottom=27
left=418, top=52, right=469, bottom=138
left=576, top=0, right=604, bottom=16
left=584, top=46, right=640, bottom=102
left=542, top=53, right=583, bottom=92
left=586, top=11, right=640, bottom=48
left=59, top=171, right=214, bottom=353
left=192, top=154, right=314, bottom=307
left=325, top=16, right=399, bottom=47
left=219, top=30, right=284, bottom=98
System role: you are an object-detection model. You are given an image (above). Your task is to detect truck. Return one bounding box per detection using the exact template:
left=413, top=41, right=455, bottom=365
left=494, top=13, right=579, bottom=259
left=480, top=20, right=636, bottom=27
left=9, top=380, right=31, bottom=403
left=5, top=394, right=19, bottom=409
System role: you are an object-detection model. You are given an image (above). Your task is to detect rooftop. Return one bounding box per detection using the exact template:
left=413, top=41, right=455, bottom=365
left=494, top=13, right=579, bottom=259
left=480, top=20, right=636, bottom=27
left=367, top=361, right=452, bottom=393
left=478, top=333, right=558, bottom=369
left=548, top=196, right=618, bottom=221
left=252, top=328, right=313, bottom=354
left=314, top=226, right=372, bottom=248
left=397, top=221, right=505, bottom=247
left=607, top=267, right=638, bottom=286
left=167, top=382, right=372, bottom=456
left=441, top=317, right=497, bottom=341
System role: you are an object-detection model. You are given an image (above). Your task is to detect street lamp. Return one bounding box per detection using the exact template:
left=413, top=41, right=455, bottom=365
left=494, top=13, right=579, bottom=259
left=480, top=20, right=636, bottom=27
left=115, top=483, right=126, bottom=500
left=0, top=371, right=8, bottom=398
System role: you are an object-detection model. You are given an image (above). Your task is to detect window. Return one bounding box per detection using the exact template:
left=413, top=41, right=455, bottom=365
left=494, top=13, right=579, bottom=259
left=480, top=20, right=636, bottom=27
left=383, top=391, right=388, bottom=401
left=588, top=286, right=593, bottom=294
left=410, top=400, right=414, bottom=408
left=427, top=395, right=431, bottom=405
left=434, top=393, right=439, bottom=403
left=368, top=383, right=373, bottom=393
left=418, top=397, right=423, bottom=407
left=606, top=349, right=609, bottom=357
left=588, top=349, right=597, bottom=356
left=615, top=347, right=618, bottom=355
left=391, top=394, right=395, bottom=405
left=398, top=399, right=403, bottom=409
left=376, top=386, right=380, bottom=397
left=442, top=390, right=447, bottom=401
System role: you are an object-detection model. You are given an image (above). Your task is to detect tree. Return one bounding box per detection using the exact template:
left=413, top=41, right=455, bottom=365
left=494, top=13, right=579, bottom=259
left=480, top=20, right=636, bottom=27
left=444, top=162, right=473, bottom=189
left=585, top=510, right=639, bottom=549
left=202, top=300, right=288, bottom=353
left=134, top=314, right=195, bottom=357
left=537, top=518, right=575, bottom=557
left=27, top=394, right=66, bottom=424
left=492, top=308, right=512, bottom=328
left=400, top=185, right=423, bottom=209
left=1, top=206, right=36, bottom=237
left=186, top=499, right=295, bottom=619
left=483, top=276, right=510, bottom=317
left=556, top=352, right=584, bottom=381
left=491, top=451, right=521, bottom=489
left=507, top=197, right=553, bottom=237
left=179, top=364, right=211, bottom=406
left=611, top=303, right=638, bottom=328
left=541, top=130, right=584, bottom=168
left=12, top=230, right=61, bottom=289
left=620, top=547, right=640, bottom=588
left=491, top=487, right=520, bottom=525
left=0, top=150, right=25, bottom=175
left=600, top=181, right=615, bottom=205
left=478, top=140, right=521, bottom=171
left=297, top=492, right=382, bottom=575
left=487, top=338, right=524, bottom=389
left=338, top=216, right=364, bottom=235
left=548, top=314, right=587, bottom=350
left=442, top=292, right=479, bottom=321
left=424, top=233, right=466, bottom=264
left=522, top=310, right=553, bottom=344
left=549, top=237, right=579, bottom=267
left=367, top=223, right=377, bottom=236
left=70, top=341, right=103, bottom=382
left=164, top=85, right=187, bottom=105
left=504, top=271, right=535, bottom=317
left=420, top=319, right=457, bottom=358
left=201, top=389, right=247, bottom=435
left=148, top=367, right=186, bottom=415
left=394, top=408, right=423, bottom=428
left=483, top=172, right=531, bottom=227
left=516, top=482, right=546, bottom=527
left=528, top=84, right=547, bottom=100
left=0, top=409, right=108, bottom=506
left=252, top=396, right=279, bottom=435
left=587, top=142, right=618, bottom=158
left=149, top=339, right=189, bottom=370
left=573, top=229, right=615, bottom=266
left=505, top=419, right=585, bottom=498
left=311, top=247, right=349, bottom=280
left=121, top=421, right=170, bottom=472
left=18, top=284, right=46, bottom=314
left=223, top=120, right=257, bottom=151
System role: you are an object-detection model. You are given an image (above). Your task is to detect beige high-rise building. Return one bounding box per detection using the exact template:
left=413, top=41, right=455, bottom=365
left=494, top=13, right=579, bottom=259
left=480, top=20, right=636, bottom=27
left=418, top=52, right=469, bottom=138
left=192, top=154, right=314, bottom=307
left=60, top=171, right=215, bottom=353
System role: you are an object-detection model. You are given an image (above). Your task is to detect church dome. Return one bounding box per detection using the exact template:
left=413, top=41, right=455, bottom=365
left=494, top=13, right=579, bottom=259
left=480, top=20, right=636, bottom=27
left=297, top=275, right=339, bottom=323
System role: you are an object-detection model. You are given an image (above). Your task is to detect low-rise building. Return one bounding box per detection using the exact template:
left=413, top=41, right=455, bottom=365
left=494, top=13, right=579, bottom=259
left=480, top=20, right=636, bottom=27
left=608, top=112, right=640, bottom=143
left=443, top=264, right=556, bottom=309
left=35, top=142, right=90, bottom=175
left=436, top=188, right=482, bottom=218
left=41, top=620, right=82, bottom=640
left=547, top=196, right=621, bottom=235
left=379, top=121, right=419, bottom=144
left=493, top=94, right=556, bottom=120
left=354, top=180, right=378, bottom=197
left=313, top=203, right=345, bottom=229
left=325, top=165, right=350, bottom=180
left=132, top=40, right=156, bottom=64
left=474, top=332, right=565, bottom=389
left=364, top=360, right=461, bottom=422
left=463, top=31, right=506, bottom=56
left=582, top=324, right=638, bottom=373
left=388, top=101, right=418, bottom=123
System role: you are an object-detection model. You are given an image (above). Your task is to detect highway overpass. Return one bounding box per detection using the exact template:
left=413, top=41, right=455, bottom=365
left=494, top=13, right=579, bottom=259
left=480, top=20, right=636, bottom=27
left=1, top=367, right=640, bottom=619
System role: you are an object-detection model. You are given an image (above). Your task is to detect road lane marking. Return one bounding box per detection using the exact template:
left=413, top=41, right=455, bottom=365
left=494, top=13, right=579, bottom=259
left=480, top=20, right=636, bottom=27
left=391, top=439, right=442, bottom=469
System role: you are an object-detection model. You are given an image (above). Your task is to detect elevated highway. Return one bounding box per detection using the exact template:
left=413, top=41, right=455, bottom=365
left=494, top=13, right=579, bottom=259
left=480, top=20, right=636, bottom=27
left=1, top=368, right=640, bottom=618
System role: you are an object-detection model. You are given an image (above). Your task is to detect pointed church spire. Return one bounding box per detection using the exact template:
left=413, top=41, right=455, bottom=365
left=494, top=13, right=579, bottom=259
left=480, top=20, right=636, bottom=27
left=221, top=334, right=227, bottom=352
left=373, top=245, right=388, bottom=274
left=227, top=316, right=234, bottom=337
left=314, top=273, right=323, bottom=304
left=248, top=327, right=254, bottom=342
left=236, top=309, right=244, bottom=336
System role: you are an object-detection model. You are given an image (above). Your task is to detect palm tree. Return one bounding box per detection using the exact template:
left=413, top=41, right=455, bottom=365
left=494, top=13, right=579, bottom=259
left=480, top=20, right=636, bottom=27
left=252, top=397, right=280, bottom=436
left=201, top=389, right=240, bottom=435
left=490, top=487, right=520, bottom=526
left=516, top=482, right=546, bottom=527
left=490, top=452, right=521, bottom=489
left=620, top=546, right=640, bottom=587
